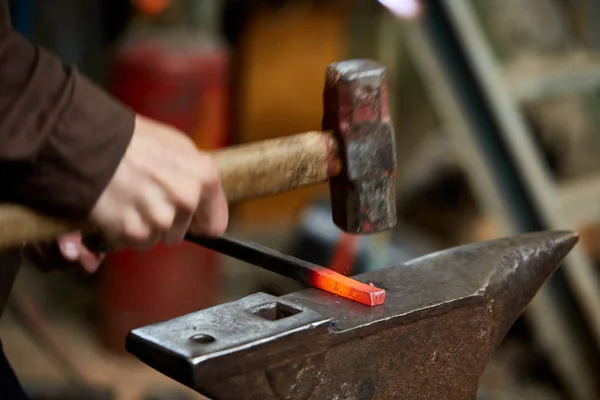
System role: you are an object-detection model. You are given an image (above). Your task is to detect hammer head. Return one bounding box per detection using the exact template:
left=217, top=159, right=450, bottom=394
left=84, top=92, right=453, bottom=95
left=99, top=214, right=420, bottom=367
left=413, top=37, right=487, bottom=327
left=323, top=60, right=397, bottom=234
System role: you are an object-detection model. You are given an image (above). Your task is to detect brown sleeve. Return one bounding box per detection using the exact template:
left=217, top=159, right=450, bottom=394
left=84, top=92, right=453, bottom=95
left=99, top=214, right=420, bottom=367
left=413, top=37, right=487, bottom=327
left=0, top=1, right=134, bottom=220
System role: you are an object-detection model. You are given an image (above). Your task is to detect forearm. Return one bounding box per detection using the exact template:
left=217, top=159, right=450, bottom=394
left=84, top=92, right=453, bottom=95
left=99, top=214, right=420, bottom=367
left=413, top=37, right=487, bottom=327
left=0, top=6, right=134, bottom=219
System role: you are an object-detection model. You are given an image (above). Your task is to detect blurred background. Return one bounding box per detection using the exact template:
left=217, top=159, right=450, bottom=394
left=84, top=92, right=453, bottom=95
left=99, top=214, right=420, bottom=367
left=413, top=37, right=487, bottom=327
left=3, top=0, right=600, bottom=399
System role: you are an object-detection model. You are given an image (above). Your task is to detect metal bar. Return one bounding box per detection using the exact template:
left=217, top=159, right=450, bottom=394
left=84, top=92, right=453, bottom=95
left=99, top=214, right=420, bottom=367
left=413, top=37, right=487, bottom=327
left=185, top=234, right=386, bottom=306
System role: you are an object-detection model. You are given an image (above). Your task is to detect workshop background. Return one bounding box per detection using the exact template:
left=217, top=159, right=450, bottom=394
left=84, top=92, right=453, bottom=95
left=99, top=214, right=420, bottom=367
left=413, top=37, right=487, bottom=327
left=2, top=0, right=600, bottom=399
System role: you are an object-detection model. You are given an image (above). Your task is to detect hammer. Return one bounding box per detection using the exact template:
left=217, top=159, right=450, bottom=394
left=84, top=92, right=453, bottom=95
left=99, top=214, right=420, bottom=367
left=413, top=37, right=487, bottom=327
left=0, top=59, right=397, bottom=249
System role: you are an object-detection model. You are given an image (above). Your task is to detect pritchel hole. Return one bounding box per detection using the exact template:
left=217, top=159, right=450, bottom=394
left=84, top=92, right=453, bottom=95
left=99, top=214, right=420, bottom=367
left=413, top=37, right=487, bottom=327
left=190, top=334, right=215, bottom=344
left=247, top=302, right=302, bottom=321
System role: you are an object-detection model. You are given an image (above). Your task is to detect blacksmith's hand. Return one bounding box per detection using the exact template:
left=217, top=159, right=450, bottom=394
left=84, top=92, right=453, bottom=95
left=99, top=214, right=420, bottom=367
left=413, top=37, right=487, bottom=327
left=23, top=232, right=104, bottom=274
left=89, top=115, right=229, bottom=250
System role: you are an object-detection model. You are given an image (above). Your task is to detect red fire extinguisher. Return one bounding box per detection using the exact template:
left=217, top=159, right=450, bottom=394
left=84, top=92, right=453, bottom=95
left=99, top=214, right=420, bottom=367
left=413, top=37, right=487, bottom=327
left=100, top=2, right=231, bottom=352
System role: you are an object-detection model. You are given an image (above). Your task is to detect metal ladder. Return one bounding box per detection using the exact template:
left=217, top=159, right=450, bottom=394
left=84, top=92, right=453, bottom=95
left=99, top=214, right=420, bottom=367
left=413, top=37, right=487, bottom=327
left=401, top=1, right=600, bottom=399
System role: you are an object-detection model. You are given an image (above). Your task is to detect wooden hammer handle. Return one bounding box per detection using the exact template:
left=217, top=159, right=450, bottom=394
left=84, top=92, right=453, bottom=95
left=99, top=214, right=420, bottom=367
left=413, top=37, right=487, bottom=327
left=214, top=131, right=340, bottom=202
left=0, top=131, right=340, bottom=249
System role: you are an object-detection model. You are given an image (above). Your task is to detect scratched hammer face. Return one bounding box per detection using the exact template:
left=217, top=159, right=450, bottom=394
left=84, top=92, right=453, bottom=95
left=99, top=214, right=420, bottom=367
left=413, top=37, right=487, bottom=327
left=323, top=60, right=397, bottom=234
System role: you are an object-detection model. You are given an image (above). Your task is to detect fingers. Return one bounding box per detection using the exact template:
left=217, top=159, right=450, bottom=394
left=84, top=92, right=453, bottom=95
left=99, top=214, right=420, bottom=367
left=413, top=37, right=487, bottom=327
left=77, top=245, right=106, bottom=274
left=89, top=115, right=229, bottom=250
left=149, top=155, right=227, bottom=242
left=24, top=233, right=105, bottom=274
left=165, top=210, right=193, bottom=245
left=189, top=169, right=229, bottom=237
left=124, top=181, right=189, bottom=248
left=58, top=234, right=105, bottom=273
left=58, top=232, right=83, bottom=261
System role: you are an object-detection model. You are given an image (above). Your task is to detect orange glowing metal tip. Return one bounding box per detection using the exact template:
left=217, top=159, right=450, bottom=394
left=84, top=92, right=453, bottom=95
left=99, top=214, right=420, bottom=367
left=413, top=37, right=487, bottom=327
left=185, top=234, right=387, bottom=307
left=306, top=265, right=386, bottom=306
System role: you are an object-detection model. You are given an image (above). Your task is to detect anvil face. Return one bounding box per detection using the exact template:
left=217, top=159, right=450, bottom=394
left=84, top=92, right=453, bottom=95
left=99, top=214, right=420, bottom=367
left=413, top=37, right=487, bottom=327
left=126, top=231, right=577, bottom=400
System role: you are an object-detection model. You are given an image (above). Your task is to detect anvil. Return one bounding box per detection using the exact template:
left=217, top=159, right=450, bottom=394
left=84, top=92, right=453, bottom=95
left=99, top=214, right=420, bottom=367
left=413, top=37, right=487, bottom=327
left=126, top=231, right=577, bottom=400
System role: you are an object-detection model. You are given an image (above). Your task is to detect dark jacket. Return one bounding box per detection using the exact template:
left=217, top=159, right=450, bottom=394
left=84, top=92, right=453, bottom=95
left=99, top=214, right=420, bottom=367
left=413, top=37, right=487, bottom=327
left=0, top=0, right=134, bottom=220
left=0, top=3, right=136, bottom=395
left=0, top=0, right=135, bottom=321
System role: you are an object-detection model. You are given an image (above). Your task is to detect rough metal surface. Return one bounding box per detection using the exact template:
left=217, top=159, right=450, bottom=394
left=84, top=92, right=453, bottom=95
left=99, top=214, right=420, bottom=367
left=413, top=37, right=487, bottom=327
left=323, top=60, right=398, bottom=234
left=127, top=231, right=577, bottom=400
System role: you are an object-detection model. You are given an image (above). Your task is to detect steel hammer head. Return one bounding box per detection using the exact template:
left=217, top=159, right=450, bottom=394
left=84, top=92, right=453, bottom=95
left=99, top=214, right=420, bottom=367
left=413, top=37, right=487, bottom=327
left=323, top=60, right=397, bottom=234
